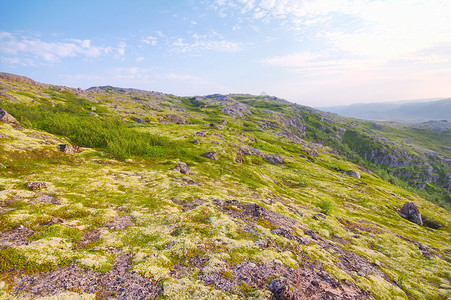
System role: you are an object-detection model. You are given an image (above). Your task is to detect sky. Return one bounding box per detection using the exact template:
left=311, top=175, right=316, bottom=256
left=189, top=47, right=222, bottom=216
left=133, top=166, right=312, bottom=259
left=0, top=0, right=450, bottom=107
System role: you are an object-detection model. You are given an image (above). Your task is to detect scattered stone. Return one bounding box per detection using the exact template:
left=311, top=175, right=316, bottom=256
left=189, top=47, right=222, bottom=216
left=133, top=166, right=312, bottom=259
left=107, top=214, right=135, bottom=230
left=194, top=130, right=207, bottom=137
left=193, top=139, right=200, bottom=145
left=75, top=229, right=101, bottom=250
left=90, top=106, right=96, bottom=111
left=203, top=151, right=217, bottom=160
left=170, top=162, right=192, bottom=175
left=11, top=254, right=163, bottom=299
left=28, top=194, right=60, bottom=205
left=398, top=202, right=423, bottom=225
left=240, top=146, right=263, bottom=156
left=167, top=114, right=187, bottom=124
left=263, top=154, right=285, bottom=165
left=58, top=144, right=80, bottom=154
left=346, top=170, right=361, bottom=178
left=0, top=108, right=19, bottom=125
left=88, top=112, right=98, bottom=117
left=27, top=181, right=49, bottom=191
left=0, top=225, right=34, bottom=249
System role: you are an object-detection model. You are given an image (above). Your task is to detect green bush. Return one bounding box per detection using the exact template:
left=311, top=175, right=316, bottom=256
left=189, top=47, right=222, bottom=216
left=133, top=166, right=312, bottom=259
left=1, top=94, right=171, bottom=160
left=316, top=199, right=333, bottom=215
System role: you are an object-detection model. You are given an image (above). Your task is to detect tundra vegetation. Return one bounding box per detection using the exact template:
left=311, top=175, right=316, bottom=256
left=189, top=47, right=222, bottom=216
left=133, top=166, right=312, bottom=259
left=0, top=73, right=450, bottom=299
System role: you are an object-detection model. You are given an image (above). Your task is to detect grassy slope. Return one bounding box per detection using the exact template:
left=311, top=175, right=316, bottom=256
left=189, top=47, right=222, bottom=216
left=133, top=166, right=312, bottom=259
left=0, top=76, right=450, bottom=299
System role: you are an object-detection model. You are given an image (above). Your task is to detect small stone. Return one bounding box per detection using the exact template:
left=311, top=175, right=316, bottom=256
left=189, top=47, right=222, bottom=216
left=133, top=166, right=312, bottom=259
left=203, top=151, right=217, bottom=160
left=59, top=144, right=80, bottom=154
left=170, top=162, right=192, bottom=174
left=235, top=149, right=244, bottom=163
left=90, top=106, right=96, bottom=111
left=193, top=140, right=200, bottom=145
left=27, top=181, right=49, bottom=191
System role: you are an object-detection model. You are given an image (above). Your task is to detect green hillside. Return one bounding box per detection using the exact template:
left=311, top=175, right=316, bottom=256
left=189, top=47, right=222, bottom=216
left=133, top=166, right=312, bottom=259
left=0, top=73, right=450, bottom=299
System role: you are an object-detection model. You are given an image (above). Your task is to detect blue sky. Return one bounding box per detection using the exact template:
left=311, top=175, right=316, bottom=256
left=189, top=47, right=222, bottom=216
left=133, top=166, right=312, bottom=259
left=1, top=0, right=450, bottom=106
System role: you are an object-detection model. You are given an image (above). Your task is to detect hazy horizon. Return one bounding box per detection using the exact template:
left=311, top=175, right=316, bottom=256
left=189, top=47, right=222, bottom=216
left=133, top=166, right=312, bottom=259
left=1, top=0, right=450, bottom=107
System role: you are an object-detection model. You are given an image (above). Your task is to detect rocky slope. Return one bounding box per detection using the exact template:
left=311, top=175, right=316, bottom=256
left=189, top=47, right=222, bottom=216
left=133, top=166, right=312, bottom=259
left=0, top=73, right=450, bottom=299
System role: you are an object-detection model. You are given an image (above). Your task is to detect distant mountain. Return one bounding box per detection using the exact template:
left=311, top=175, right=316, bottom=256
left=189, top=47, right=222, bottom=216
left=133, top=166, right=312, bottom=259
left=319, top=98, right=451, bottom=122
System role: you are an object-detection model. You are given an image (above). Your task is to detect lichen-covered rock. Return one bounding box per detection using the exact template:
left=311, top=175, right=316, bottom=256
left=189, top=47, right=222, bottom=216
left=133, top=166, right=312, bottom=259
left=27, top=181, right=49, bottom=191
left=263, top=154, right=285, bottom=165
left=58, top=144, right=80, bottom=154
left=398, top=201, right=423, bottom=225
left=0, top=108, right=19, bottom=125
left=203, top=151, right=217, bottom=160
left=171, top=162, right=192, bottom=174
left=346, top=170, right=361, bottom=178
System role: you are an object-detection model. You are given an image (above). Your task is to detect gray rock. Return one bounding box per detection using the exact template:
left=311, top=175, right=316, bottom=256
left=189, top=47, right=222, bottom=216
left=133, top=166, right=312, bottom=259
left=193, top=140, right=200, bottom=145
left=170, top=162, right=192, bottom=175
left=194, top=131, right=207, bottom=137
left=203, top=151, right=217, bottom=160
left=263, top=154, right=285, bottom=165
left=346, top=170, right=361, bottom=178
left=0, top=108, right=19, bottom=125
left=398, top=202, right=423, bottom=225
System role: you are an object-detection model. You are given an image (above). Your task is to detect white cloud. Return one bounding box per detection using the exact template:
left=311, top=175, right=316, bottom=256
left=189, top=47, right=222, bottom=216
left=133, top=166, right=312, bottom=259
left=0, top=31, right=116, bottom=65
left=141, top=36, right=158, bottom=45
left=170, top=35, right=241, bottom=53
left=136, top=56, right=145, bottom=62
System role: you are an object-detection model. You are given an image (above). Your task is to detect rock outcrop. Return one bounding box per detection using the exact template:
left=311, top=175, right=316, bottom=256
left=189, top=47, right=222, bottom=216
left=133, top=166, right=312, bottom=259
left=0, top=108, right=19, bottom=125
left=398, top=202, right=423, bottom=225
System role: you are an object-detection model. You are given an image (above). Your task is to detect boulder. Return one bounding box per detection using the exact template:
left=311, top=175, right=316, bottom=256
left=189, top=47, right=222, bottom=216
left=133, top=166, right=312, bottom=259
left=170, top=162, right=192, bottom=175
left=203, top=151, right=217, bottom=160
left=346, top=170, right=361, bottom=178
left=0, top=108, right=19, bottom=125
left=27, top=181, right=49, bottom=191
left=59, top=144, right=80, bottom=154
left=263, top=154, right=285, bottom=165
left=398, top=202, right=423, bottom=225
left=167, top=114, right=187, bottom=124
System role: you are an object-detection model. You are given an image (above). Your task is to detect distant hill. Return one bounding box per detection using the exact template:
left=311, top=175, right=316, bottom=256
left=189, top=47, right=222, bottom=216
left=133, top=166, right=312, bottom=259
left=319, top=98, right=451, bottom=122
